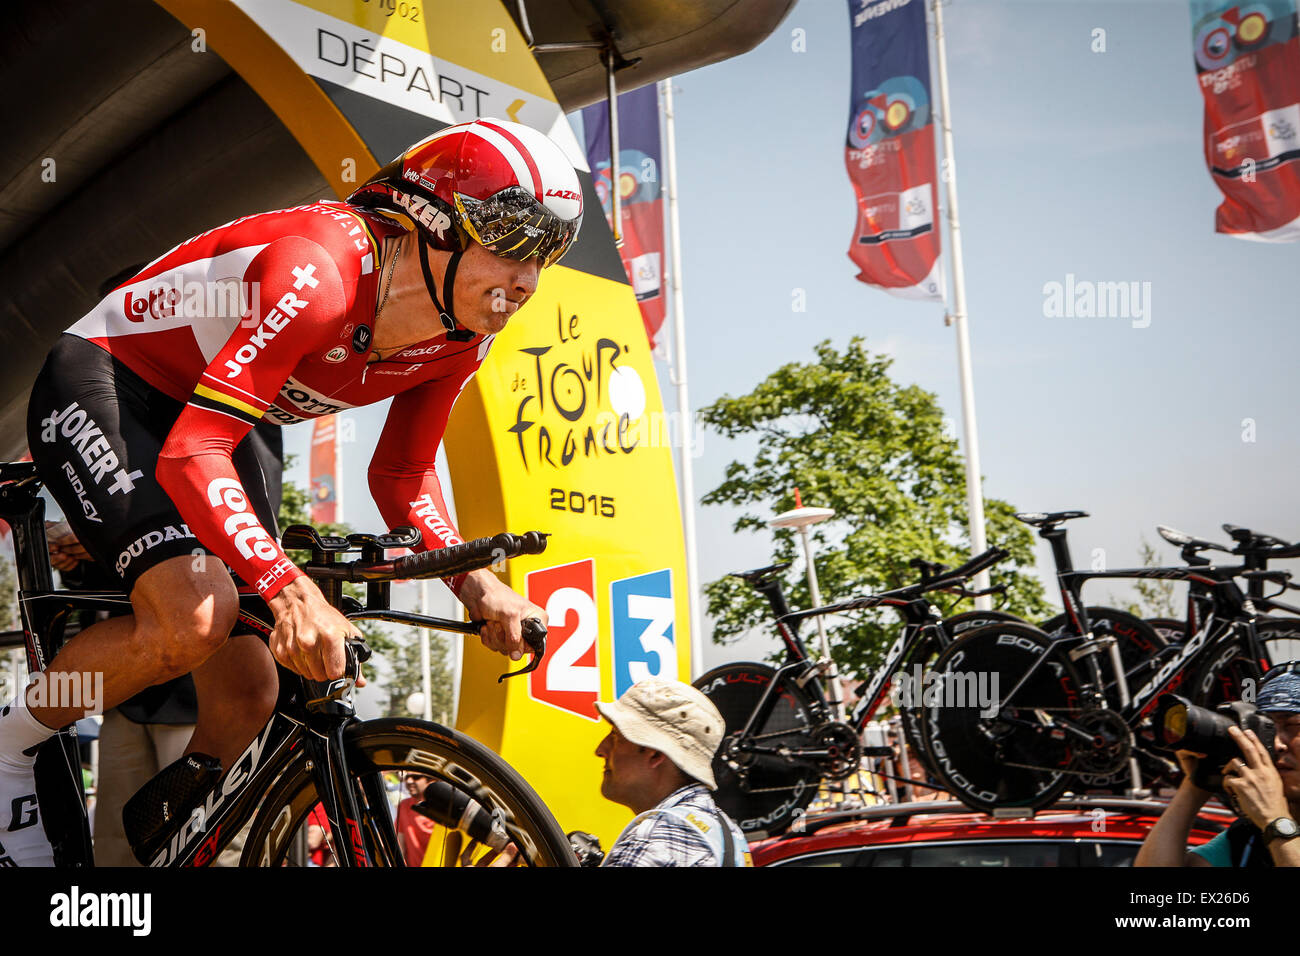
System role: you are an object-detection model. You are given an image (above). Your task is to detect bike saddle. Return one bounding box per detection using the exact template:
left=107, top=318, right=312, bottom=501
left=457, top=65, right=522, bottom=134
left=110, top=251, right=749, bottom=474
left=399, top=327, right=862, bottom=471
left=1014, top=510, right=1089, bottom=528
left=730, top=562, right=792, bottom=585
left=1156, top=525, right=1231, bottom=554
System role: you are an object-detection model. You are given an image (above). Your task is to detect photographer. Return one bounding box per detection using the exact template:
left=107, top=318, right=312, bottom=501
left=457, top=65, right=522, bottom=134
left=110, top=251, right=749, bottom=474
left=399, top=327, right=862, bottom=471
left=1136, top=667, right=1300, bottom=867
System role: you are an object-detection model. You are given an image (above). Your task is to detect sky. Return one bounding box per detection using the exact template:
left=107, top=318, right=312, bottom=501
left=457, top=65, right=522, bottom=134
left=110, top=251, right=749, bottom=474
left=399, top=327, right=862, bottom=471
left=280, top=0, right=1300, bottom=678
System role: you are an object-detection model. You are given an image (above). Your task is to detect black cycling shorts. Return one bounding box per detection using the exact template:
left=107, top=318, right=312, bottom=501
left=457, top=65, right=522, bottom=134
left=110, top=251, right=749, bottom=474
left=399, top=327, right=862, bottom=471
left=27, top=334, right=282, bottom=594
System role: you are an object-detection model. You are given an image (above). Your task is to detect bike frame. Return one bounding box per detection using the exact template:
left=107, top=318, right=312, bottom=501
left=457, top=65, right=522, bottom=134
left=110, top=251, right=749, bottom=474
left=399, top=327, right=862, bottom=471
left=784, top=596, right=950, bottom=731
left=734, top=565, right=998, bottom=761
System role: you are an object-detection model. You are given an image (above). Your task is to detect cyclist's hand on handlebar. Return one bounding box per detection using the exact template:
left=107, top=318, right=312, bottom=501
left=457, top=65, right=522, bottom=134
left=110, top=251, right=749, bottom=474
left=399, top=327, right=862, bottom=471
left=459, top=570, right=547, bottom=661
left=268, top=577, right=365, bottom=683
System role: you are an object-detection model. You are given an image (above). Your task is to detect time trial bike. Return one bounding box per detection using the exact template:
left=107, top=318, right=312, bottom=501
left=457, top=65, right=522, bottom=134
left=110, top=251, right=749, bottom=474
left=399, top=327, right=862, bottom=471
left=0, top=460, right=577, bottom=867
left=692, top=547, right=1011, bottom=836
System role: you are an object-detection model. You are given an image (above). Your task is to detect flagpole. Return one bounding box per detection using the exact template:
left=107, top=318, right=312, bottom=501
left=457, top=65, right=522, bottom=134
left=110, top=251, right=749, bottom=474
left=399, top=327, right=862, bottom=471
left=606, top=48, right=622, bottom=243
left=661, top=78, right=705, bottom=676
left=931, top=0, right=991, bottom=607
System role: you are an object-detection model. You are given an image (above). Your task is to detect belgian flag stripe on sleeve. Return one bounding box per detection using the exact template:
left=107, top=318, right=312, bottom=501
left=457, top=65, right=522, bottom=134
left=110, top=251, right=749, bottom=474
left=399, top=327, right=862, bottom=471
left=345, top=209, right=380, bottom=256
left=190, top=383, right=266, bottom=426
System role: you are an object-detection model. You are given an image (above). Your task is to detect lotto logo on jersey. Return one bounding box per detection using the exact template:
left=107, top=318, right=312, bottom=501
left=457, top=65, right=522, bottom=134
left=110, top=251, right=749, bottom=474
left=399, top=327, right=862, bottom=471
left=526, top=559, right=600, bottom=721
left=611, top=569, right=678, bottom=698
left=206, top=477, right=278, bottom=563
left=123, top=286, right=181, bottom=321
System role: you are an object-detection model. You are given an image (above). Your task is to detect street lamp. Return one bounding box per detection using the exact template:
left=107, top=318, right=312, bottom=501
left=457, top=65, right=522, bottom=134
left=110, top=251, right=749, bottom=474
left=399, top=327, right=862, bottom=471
left=768, top=493, right=844, bottom=721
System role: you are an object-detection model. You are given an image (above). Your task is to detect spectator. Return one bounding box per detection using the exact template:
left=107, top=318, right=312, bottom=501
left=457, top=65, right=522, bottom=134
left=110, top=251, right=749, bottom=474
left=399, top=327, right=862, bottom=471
left=304, top=802, right=334, bottom=866
left=1136, top=666, right=1300, bottom=867
left=395, top=772, right=436, bottom=865
left=593, top=679, right=750, bottom=867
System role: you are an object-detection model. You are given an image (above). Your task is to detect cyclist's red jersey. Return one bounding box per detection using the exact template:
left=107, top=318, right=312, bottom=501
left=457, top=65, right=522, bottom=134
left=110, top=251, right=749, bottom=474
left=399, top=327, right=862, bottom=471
left=65, top=201, right=495, bottom=599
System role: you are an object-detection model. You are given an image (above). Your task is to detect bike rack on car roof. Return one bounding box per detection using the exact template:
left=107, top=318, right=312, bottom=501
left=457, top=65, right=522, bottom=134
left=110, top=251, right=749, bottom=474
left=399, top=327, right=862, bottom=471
left=781, top=795, right=1236, bottom=838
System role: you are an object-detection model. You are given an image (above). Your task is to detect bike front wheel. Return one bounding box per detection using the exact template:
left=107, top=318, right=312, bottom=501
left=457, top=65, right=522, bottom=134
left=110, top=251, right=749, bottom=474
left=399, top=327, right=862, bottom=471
left=241, top=718, right=577, bottom=867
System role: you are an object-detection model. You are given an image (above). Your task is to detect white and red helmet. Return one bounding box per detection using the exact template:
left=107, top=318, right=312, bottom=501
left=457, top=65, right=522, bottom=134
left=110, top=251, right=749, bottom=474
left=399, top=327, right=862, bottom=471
left=349, top=118, right=583, bottom=268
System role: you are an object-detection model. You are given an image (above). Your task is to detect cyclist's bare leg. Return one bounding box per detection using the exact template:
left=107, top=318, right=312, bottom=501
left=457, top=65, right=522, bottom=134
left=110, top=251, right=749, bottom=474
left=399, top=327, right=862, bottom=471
left=186, top=633, right=278, bottom=771
left=25, top=555, right=239, bottom=730
left=0, top=555, right=237, bottom=864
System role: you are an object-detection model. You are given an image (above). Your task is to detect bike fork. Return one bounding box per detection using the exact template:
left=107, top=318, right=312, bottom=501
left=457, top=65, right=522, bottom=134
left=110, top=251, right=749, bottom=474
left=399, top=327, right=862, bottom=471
left=304, top=723, right=371, bottom=867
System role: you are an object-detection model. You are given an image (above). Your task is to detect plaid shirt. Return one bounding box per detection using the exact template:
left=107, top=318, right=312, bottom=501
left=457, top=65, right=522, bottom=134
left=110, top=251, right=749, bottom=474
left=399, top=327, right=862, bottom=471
left=602, top=784, right=751, bottom=867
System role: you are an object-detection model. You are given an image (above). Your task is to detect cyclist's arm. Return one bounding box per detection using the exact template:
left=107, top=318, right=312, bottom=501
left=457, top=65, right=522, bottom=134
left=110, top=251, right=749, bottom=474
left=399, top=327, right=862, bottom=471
left=156, top=236, right=345, bottom=600
left=368, top=374, right=474, bottom=594
left=369, top=371, right=544, bottom=657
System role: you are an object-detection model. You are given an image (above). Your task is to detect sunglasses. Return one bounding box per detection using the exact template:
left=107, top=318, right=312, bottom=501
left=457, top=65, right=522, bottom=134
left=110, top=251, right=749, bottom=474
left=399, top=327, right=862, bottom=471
left=454, top=187, right=581, bottom=269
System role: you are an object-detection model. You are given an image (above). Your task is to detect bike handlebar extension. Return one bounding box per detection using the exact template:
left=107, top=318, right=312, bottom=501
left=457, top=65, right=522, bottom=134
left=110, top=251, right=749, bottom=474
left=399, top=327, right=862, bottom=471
left=326, top=531, right=550, bottom=583
left=393, top=531, right=549, bottom=580
left=926, top=547, right=1009, bottom=592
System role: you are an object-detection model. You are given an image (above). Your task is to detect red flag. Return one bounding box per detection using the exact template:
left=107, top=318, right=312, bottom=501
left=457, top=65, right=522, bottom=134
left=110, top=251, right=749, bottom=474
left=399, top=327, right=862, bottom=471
left=844, top=0, right=944, bottom=299
left=581, top=86, right=668, bottom=347
left=1191, top=0, right=1300, bottom=240
left=309, top=416, right=338, bottom=525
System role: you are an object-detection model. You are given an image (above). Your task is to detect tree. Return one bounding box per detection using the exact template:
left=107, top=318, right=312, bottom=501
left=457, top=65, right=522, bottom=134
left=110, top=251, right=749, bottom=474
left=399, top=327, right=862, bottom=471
left=278, top=454, right=454, bottom=719
left=699, top=337, right=1050, bottom=679
left=381, top=622, right=455, bottom=723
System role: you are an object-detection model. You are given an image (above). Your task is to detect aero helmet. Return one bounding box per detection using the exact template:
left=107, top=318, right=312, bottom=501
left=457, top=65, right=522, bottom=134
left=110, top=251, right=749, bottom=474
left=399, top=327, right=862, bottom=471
left=348, top=118, right=583, bottom=340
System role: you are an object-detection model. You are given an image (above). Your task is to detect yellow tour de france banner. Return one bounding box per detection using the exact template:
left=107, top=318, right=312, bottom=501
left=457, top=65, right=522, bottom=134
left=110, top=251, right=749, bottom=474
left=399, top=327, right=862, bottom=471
left=153, top=0, right=691, bottom=846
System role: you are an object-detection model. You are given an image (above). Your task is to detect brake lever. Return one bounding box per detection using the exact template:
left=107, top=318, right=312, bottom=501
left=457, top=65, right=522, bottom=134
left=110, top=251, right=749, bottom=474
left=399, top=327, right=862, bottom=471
left=498, top=618, right=547, bottom=683
left=303, top=639, right=372, bottom=712
left=348, top=637, right=373, bottom=670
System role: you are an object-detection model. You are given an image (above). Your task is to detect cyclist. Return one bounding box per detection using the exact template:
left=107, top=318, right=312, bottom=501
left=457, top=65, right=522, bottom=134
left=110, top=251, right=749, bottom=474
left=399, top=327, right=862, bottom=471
left=0, top=118, right=582, bottom=865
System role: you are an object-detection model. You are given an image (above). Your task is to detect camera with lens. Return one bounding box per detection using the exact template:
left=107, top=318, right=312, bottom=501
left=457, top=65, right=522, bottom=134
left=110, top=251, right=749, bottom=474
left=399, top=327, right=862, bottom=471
left=566, top=830, right=605, bottom=867
left=1153, top=693, right=1276, bottom=792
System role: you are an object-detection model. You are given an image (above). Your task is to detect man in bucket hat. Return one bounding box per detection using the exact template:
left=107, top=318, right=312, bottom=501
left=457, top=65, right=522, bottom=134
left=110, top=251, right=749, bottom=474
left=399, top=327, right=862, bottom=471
left=1136, top=664, right=1300, bottom=867
left=594, top=678, right=750, bottom=867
